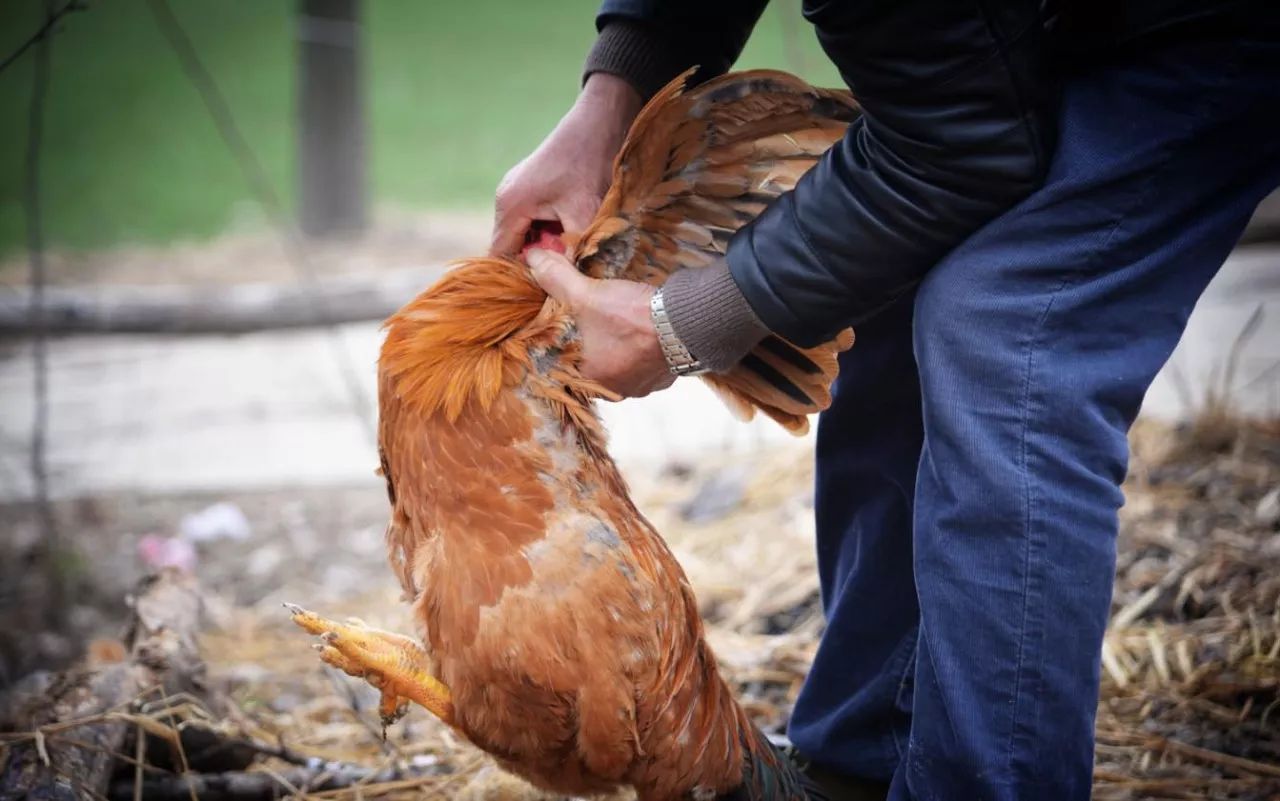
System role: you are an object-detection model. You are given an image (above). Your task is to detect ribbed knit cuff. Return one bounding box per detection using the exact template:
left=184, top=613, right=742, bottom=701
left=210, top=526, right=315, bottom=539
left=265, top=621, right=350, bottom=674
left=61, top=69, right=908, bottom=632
left=582, top=20, right=693, bottom=101
left=663, top=261, right=769, bottom=373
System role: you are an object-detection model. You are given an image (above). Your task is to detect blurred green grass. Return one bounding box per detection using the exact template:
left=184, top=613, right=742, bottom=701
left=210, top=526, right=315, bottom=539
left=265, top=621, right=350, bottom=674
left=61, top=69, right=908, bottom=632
left=0, top=1, right=838, bottom=257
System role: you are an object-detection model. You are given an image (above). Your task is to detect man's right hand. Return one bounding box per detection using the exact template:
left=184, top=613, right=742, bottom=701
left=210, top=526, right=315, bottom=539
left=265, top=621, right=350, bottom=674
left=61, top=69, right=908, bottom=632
left=490, top=73, right=644, bottom=257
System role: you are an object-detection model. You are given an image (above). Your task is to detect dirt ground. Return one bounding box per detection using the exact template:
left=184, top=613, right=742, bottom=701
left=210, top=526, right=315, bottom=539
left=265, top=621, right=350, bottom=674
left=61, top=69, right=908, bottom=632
left=0, top=217, right=1277, bottom=798
left=1, top=416, right=1277, bottom=800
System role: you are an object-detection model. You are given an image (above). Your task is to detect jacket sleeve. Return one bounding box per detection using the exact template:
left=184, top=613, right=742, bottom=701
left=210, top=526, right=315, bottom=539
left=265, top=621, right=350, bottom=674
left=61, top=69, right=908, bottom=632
left=583, top=0, right=770, bottom=99
left=727, top=1, right=1058, bottom=347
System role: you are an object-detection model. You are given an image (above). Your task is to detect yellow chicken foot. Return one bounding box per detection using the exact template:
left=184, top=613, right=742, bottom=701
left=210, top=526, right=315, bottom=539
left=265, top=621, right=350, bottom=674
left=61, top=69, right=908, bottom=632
left=284, top=603, right=454, bottom=730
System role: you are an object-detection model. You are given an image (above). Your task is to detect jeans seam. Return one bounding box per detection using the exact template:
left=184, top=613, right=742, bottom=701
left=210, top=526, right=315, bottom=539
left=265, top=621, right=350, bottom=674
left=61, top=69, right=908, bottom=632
left=1004, top=48, right=1248, bottom=777
left=1006, top=277, right=1062, bottom=774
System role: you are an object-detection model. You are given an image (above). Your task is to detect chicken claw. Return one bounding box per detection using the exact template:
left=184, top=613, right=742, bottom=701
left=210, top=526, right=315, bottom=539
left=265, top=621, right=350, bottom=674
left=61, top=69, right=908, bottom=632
left=284, top=603, right=454, bottom=729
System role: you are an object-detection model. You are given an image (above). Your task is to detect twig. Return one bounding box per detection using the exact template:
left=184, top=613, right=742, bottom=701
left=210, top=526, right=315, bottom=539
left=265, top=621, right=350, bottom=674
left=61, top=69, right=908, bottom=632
left=133, top=721, right=145, bottom=801
left=0, top=0, right=85, bottom=76
left=1220, top=304, right=1264, bottom=405
left=259, top=765, right=307, bottom=799
left=1111, top=557, right=1194, bottom=629
left=25, top=0, right=65, bottom=631
left=51, top=762, right=114, bottom=801
left=1093, top=769, right=1270, bottom=792
left=1100, top=730, right=1280, bottom=779
left=217, top=735, right=311, bottom=768
left=321, top=669, right=401, bottom=757
left=156, top=688, right=199, bottom=801
left=33, top=728, right=48, bottom=765
left=145, top=0, right=376, bottom=442
left=105, top=762, right=450, bottom=801
left=1151, top=736, right=1280, bottom=779
left=44, top=736, right=169, bottom=776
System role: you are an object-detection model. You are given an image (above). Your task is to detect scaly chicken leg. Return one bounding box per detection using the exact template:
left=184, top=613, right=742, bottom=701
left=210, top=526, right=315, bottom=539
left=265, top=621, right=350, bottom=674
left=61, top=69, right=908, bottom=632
left=285, top=603, right=454, bottom=728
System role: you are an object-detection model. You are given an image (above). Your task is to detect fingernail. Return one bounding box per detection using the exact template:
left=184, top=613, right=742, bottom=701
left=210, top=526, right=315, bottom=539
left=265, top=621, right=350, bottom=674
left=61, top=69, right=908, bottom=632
left=525, top=248, right=548, bottom=271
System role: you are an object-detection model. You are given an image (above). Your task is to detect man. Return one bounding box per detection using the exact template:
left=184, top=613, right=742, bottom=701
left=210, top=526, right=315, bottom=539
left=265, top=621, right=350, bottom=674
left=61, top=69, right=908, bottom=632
left=491, top=2, right=1280, bottom=799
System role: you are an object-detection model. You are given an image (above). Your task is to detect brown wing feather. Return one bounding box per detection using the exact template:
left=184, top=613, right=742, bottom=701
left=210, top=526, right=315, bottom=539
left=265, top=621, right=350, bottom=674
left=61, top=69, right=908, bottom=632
left=572, top=70, right=861, bottom=434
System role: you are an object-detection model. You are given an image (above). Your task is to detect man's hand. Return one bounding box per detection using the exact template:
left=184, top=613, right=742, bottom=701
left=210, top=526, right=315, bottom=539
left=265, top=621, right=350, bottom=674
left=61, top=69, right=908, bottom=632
left=491, top=74, right=644, bottom=257
left=526, top=248, right=674, bottom=399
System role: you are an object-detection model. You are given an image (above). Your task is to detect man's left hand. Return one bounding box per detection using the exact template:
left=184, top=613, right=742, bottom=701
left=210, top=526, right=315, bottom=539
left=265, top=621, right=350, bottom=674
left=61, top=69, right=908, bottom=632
left=525, top=248, right=675, bottom=399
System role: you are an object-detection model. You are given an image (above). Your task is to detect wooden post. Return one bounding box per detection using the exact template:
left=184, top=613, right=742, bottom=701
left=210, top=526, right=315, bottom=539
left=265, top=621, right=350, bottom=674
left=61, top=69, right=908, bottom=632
left=296, top=0, right=366, bottom=239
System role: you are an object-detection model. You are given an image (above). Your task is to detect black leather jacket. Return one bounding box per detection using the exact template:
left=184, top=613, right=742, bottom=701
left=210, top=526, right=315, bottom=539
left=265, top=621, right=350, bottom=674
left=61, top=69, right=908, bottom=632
left=589, top=0, right=1268, bottom=346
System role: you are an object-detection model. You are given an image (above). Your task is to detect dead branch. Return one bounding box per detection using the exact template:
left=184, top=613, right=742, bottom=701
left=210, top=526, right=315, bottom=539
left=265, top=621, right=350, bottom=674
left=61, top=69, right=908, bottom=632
left=104, top=761, right=449, bottom=801
left=0, top=267, right=439, bottom=336
left=0, top=570, right=226, bottom=801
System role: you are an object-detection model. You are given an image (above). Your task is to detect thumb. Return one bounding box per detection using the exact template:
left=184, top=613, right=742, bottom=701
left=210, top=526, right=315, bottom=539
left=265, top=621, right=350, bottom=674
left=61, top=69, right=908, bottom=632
left=526, top=248, right=591, bottom=305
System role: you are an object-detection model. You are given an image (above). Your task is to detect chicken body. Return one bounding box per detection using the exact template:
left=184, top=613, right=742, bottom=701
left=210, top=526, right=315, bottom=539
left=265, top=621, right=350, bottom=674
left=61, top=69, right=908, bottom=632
left=292, top=70, right=860, bottom=800
left=372, top=260, right=787, bottom=800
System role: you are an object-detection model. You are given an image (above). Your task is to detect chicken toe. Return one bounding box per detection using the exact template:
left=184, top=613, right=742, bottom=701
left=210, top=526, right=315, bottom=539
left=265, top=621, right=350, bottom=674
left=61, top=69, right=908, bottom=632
left=285, top=603, right=454, bottom=726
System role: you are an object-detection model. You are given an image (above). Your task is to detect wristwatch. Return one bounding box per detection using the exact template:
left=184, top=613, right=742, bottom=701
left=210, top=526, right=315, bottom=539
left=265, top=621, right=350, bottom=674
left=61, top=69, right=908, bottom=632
left=650, top=287, right=706, bottom=376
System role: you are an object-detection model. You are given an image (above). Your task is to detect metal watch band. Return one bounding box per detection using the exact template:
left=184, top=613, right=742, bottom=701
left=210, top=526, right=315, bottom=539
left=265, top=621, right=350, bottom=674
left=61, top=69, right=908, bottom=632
left=650, top=288, right=706, bottom=376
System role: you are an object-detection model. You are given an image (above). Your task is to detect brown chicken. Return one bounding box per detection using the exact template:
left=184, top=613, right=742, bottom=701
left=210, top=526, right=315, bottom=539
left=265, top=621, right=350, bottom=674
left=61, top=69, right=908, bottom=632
left=288, top=70, right=858, bottom=801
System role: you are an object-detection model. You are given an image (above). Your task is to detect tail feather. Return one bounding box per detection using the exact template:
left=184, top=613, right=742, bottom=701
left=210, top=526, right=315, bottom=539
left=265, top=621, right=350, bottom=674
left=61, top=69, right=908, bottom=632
left=716, top=722, right=810, bottom=801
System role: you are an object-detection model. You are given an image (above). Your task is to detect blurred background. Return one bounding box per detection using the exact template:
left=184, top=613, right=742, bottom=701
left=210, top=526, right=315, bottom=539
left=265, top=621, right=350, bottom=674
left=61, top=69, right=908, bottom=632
left=0, top=2, right=1277, bottom=799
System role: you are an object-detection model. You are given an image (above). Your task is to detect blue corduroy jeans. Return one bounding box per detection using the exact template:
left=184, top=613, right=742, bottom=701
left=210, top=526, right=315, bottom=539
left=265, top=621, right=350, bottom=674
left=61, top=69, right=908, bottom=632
left=787, top=35, right=1280, bottom=801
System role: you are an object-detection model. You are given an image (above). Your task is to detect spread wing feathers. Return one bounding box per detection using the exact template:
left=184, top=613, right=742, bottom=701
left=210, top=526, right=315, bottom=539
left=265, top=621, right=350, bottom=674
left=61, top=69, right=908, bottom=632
left=572, top=70, right=861, bottom=434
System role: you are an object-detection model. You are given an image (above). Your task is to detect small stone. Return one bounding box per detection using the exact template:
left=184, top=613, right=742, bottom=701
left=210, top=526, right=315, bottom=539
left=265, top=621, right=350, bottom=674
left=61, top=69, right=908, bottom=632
left=223, top=662, right=271, bottom=685
left=678, top=465, right=750, bottom=524
left=247, top=543, right=286, bottom=578
left=179, top=501, right=252, bottom=543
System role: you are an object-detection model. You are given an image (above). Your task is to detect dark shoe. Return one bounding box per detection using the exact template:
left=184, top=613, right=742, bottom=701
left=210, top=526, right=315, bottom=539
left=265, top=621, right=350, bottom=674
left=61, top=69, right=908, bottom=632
left=714, top=738, right=891, bottom=801
left=779, top=744, right=890, bottom=801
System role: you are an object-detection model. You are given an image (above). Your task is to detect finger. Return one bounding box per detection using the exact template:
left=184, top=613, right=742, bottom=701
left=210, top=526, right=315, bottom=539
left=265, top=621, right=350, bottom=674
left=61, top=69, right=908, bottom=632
left=526, top=248, right=591, bottom=305
left=490, top=208, right=532, bottom=257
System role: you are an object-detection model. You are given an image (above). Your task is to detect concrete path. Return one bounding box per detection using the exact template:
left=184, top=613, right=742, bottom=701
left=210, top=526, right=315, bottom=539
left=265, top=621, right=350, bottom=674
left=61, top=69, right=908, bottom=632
left=0, top=248, right=1275, bottom=502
